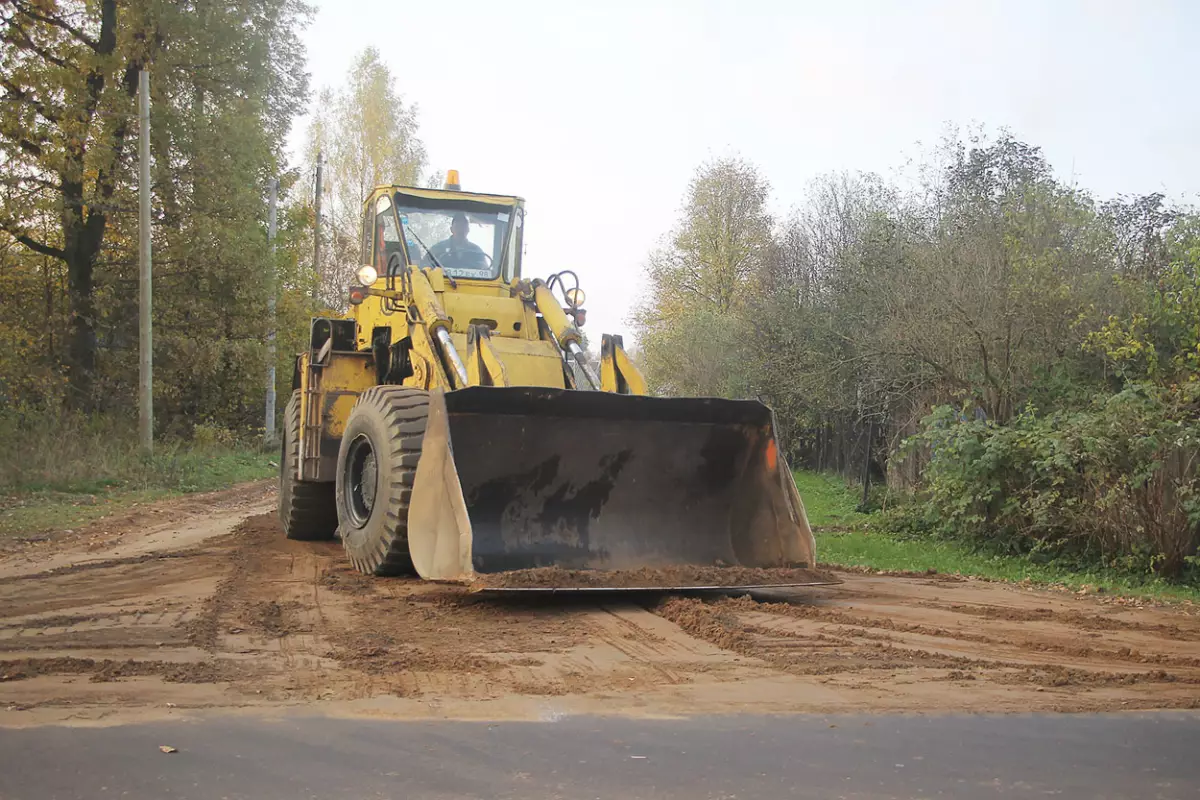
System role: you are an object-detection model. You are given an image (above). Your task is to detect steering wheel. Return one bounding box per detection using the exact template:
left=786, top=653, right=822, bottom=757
left=423, top=247, right=492, bottom=270
left=460, top=248, right=492, bottom=266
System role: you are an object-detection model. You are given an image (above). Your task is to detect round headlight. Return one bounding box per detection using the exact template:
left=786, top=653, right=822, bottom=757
left=356, top=264, right=378, bottom=286
left=564, top=287, right=586, bottom=307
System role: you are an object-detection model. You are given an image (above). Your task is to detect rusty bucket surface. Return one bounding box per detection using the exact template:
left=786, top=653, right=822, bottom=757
left=407, top=387, right=815, bottom=586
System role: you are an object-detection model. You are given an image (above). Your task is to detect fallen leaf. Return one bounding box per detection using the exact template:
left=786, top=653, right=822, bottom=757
left=159, top=745, right=177, bottom=754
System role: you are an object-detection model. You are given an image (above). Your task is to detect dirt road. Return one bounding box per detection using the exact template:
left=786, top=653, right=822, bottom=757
left=1, top=484, right=1198, bottom=725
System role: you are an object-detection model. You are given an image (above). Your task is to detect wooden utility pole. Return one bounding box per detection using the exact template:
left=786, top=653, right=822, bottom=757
left=265, top=178, right=278, bottom=446
left=313, top=151, right=322, bottom=299
left=138, top=69, right=153, bottom=455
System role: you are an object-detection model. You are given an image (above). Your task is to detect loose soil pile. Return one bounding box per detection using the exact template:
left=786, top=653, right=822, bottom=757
left=473, top=565, right=837, bottom=590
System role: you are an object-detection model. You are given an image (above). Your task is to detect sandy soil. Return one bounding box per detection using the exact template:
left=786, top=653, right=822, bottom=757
left=1, top=485, right=1198, bottom=726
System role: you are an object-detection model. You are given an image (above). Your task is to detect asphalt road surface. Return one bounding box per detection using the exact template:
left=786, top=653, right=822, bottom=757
left=1, top=712, right=1198, bottom=799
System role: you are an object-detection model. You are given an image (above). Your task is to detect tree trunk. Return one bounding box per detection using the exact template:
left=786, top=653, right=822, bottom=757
left=41, top=0, right=125, bottom=409
left=64, top=250, right=98, bottom=406
left=59, top=175, right=98, bottom=407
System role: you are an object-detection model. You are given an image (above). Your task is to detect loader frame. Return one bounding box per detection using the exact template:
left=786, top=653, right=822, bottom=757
left=294, top=318, right=376, bottom=483
left=279, top=179, right=816, bottom=584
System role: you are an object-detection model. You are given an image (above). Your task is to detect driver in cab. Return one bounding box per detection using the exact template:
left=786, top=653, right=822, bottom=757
left=425, top=212, right=486, bottom=271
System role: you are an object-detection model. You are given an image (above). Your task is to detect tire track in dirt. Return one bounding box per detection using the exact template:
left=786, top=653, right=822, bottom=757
left=0, top=482, right=275, bottom=578
left=3, top=489, right=1200, bottom=723
left=917, top=600, right=1200, bottom=641
left=653, top=591, right=1200, bottom=710
left=739, top=601, right=1200, bottom=671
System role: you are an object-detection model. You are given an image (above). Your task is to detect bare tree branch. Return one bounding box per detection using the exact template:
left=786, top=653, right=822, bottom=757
left=0, top=174, right=59, bottom=191
left=0, top=77, right=61, bottom=123
left=11, top=0, right=99, bottom=50
left=16, top=137, right=44, bottom=158
left=0, top=221, right=64, bottom=259
left=2, top=18, right=73, bottom=69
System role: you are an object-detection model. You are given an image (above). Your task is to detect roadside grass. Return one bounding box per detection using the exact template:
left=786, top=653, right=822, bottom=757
left=2, top=450, right=275, bottom=536
left=0, top=410, right=275, bottom=537
left=792, top=470, right=872, bottom=529
left=796, top=469, right=1200, bottom=603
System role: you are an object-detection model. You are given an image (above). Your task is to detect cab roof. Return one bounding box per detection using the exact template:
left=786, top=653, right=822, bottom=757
left=370, top=185, right=523, bottom=208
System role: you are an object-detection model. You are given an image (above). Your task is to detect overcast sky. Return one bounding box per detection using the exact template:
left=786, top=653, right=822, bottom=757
left=293, top=0, right=1199, bottom=339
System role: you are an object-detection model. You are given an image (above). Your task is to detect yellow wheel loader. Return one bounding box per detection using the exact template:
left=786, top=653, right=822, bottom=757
left=279, top=173, right=817, bottom=589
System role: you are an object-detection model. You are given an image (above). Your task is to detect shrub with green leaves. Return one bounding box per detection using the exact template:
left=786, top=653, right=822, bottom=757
left=912, top=384, right=1199, bottom=577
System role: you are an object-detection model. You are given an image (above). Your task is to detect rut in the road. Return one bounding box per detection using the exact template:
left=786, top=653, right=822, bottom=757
left=4, top=503, right=1200, bottom=719
left=653, top=593, right=1200, bottom=703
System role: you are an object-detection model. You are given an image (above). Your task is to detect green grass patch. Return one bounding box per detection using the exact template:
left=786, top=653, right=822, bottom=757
left=796, top=469, right=1200, bottom=603
left=1, top=447, right=275, bottom=537
left=0, top=408, right=277, bottom=537
left=792, top=470, right=871, bottom=529
left=1, top=488, right=174, bottom=537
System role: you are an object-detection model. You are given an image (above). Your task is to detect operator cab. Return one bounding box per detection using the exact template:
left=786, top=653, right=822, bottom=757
left=365, top=176, right=525, bottom=283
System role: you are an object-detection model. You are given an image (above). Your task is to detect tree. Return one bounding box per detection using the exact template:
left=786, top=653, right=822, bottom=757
left=0, top=0, right=147, bottom=406
left=634, top=132, right=1155, bottom=473
left=633, top=156, right=773, bottom=396
left=137, top=0, right=311, bottom=431
left=304, top=47, right=426, bottom=305
left=0, top=0, right=313, bottom=432
left=1086, top=215, right=1200, bottom=384
left=632, top=132, right=1199, bottom=572
left=874, top=134, right=1112, bottom=422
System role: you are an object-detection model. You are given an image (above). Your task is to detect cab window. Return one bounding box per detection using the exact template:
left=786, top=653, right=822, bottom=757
left=374, top=195, right=405, bottom=274
left=502, top=208, right=524, bottom=282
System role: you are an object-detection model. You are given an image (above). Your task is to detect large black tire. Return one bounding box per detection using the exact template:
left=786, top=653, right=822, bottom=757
left=279, top=390, right=338, bottom=540
left=335, top=387, right=430, bottom=576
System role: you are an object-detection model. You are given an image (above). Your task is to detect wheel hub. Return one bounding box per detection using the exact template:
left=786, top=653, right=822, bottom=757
left=344, top=434, right=378, bottom=528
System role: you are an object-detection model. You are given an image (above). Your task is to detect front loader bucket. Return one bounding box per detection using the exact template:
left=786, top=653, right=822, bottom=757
left=407, top=387, right=816, bottom=588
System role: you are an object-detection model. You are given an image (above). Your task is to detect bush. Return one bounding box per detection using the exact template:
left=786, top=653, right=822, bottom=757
left=908, top=384, right=1200, bottom=578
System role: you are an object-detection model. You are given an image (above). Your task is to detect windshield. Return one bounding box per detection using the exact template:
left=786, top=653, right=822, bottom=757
left=395, top=203, right=513, bottom=280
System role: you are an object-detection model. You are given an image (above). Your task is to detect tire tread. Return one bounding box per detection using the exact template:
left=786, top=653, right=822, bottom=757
left=279, top=390, right=338, bottom=541
left=336, top=387, right=430, bottom=576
